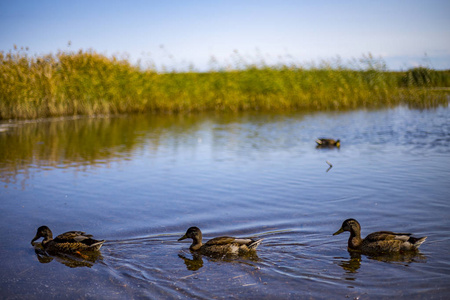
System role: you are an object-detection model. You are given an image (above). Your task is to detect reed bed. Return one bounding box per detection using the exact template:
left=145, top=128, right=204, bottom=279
left=1, top=48, right=449, bottom=120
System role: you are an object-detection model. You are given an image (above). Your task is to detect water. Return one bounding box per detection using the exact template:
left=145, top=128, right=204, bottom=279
left=1, top=106, right=449, bottom=299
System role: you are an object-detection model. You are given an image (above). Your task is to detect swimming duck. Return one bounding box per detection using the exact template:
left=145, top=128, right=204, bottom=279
left=316, top=138, right=340, bottom=148
left=31, top=226, right=105, bottom=253
left=333, top=219, right=427, bottom=254
left=178, top=227, right=263, bottom=256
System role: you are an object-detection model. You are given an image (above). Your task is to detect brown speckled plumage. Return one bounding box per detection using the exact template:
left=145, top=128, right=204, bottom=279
left=31, top=226, right=105, bottom=253
left=333, top=219, right=427, bottom=254
left=316, top=138, right=340, bottom=148
left=178, top=227, right=263, bottom=256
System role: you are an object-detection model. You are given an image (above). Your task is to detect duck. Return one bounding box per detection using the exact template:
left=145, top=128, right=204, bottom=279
left=31, top=225, right=105, bottom=253
left=333, top=219, right=427, bottom=254
left=178, top=227, right=263, bottom=256
left=316, top=138, right=340, bottom=148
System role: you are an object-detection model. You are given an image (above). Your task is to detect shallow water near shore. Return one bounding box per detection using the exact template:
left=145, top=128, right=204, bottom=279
left=1, top=106, right=449, bottom=299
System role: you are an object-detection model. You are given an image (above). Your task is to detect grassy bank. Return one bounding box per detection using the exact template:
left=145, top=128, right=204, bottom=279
left=1, top=48, right=449, bottom=120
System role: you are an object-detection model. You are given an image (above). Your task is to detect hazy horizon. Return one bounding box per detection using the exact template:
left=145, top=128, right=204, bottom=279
left=1, top=0, right=449, bottom=71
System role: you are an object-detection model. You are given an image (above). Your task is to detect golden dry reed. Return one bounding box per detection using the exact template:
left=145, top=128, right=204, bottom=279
left=1, top=47, right=449, bottom=120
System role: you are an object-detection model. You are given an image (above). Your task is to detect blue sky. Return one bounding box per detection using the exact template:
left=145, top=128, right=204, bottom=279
left=1, top=0, right=449, bottom=70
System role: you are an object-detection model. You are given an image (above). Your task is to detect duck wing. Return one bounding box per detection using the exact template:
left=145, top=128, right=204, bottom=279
left=54, top=231, right=87, bottom=241
left=206, top=236, right=259, bottom=245
left=232, top=238, right=259, bottom=245
left=365, top=231, right=412, bottom=242
left=205, top=236, right=236, bottom=245
left=54, top=231, right=101, bottom=246
left=206, top=236, right=262, bottom=249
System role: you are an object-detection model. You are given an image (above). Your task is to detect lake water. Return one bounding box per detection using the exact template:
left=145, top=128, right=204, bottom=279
left=1, top=106, right=449, bottom=299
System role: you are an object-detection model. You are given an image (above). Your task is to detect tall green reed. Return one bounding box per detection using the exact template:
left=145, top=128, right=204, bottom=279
left=1, top=48, right=448, bottom=120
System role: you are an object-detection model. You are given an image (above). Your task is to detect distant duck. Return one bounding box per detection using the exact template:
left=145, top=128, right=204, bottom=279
left=178, top=227, right=263, bottom=256
left=333, top=219, right=427, bottom=254
left=31, top=226, right=105, bottom=253
left=316, top=138, right=340, bottom=148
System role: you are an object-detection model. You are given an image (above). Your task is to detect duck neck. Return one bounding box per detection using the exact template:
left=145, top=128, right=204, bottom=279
left=41, top=236, right=53, bottom=248
left=190, top=236, right=203, bottom=251
left=348, top=230, right=363, bottom=250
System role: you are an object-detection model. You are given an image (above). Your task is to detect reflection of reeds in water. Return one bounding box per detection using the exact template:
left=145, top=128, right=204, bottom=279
left=1, top=47, right=449, bottom=120
left=0, top=114, right=203, bottom=184
left=0, top=116, right=141, bottom=185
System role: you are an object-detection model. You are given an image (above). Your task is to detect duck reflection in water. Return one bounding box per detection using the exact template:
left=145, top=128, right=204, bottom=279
left=338, top=252, right=362, bottom=274
left=337, top=250, right=427, bottom=274
left=178, top=251, right=260, bottom=271
left=178, top=252, right=204, bottom=271
left=33, top=244, right=103, bottom=268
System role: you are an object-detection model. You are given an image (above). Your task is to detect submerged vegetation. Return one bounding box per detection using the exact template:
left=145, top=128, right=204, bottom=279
left=1, top=47, right=449, bottom=120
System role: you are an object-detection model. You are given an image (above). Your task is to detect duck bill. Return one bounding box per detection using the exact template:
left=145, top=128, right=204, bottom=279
left=178, top=234, right=187, bottom=241
left=333, top=228, right=344, bottom=236
left=31, top=235, right=40, bottom=244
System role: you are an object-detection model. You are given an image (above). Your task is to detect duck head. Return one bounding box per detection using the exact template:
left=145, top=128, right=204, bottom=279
left=31, top=226, right=53, bottom=244
left=333, top=219, right=360, bottom=236
left=178, top=226, right=202, bottom=242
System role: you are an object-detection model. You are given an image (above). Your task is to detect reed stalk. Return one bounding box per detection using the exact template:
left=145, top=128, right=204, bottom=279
left=1, top=48, right=448, bottom=120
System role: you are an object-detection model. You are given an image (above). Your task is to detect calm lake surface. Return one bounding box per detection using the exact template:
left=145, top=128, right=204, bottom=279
left=1, top=106, right=449, bottom=299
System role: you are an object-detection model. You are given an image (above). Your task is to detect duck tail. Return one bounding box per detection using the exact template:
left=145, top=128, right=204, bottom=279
left=248, top=239, right=263, bottom=250
left=409, top=236, right=427, bottom=249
